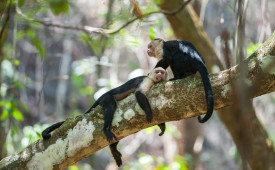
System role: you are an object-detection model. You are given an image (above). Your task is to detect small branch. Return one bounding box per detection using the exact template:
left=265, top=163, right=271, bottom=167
left=15, top=0, right=192, bottom=35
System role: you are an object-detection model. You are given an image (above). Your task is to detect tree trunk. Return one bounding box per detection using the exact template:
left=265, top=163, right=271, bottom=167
left=1, top=34, right=275, bottom=169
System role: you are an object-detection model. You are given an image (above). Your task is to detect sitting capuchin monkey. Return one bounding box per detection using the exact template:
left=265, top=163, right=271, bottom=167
left=147, top=38, right=214, bottom=123
left=42, top=67, right=167, bottom=166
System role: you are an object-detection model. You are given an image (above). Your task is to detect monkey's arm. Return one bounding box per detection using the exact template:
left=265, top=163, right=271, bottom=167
left=135, top=91, right=153, bottom=122
left=135, top=91, right=166, bottom=136
left=155, top=57, right=171, bottom=69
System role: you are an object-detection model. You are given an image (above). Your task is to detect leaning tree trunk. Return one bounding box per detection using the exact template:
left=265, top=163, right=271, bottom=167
left=157, top=0, right=275, bottom=169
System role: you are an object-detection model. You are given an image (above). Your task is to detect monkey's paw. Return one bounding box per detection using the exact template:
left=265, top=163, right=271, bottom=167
left=104, top=130, right=117, bottom=142
left=146, top=114, right=153, bottom=123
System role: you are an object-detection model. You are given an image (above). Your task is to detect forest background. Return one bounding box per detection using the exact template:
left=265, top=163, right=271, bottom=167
left=0, top=0, right=275, bottom=169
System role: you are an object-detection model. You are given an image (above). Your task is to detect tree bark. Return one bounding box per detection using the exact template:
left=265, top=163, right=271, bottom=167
left=1, top=31, right=275, bottom=170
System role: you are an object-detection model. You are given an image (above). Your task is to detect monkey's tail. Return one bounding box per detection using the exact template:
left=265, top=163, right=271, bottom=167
left=42, top=121, right=65, bottom=140
left=196, top=63, right=214, bottom=123
left=84, top=100, right=100, bottom=114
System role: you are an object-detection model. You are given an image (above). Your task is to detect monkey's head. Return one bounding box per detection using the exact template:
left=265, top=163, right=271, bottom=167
left=147, top=39, right=164, bottom=59
left=148, top=67, right=167, bottom=83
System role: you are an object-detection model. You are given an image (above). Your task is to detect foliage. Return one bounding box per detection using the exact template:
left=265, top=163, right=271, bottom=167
left=144, top=123, right=181, bottom=138
left=124, top=153, right=193, bottom=170
left=5, top=124, right=48, bottom=155
left=246, top=42, right=262, bottom=56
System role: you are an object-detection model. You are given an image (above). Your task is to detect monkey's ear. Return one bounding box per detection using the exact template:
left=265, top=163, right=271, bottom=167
left=157, top=39, right=164, bottom=43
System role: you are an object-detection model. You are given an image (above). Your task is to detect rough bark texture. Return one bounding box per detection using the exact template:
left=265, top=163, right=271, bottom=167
left=0, top=32, right=275, bottom=170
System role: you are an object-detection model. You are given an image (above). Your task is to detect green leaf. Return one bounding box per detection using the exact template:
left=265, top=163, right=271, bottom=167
left=68, top=165, right=79, bottom=170
left=20, top=102, right=29, bottom=112
left=32, top=38, right=46, bottom=60
left=11, top=126, right=19, bottom=138
left=15, top=31, right=25, bottom=40
left=144, top=126, right=157, bottom=134
left=153, top=0, right=164, bottom=5
left=26, top=30, right=36, bottom=39
left=49, top=0, right=69, bottom=15
left=119, top=29, right=126, bottom=35
left=149, top=28, right=156, bottom=40
left=246, top=42, right=262, bottom=55
left=1, top=110, right=8, bottom=120
left=18, top=0, right=25, bottom=7
left=79, top=86, right=94, bottom=96
left=15, top=81, right=24, bottom=89
left=14, top=59, right=20, bottom=66
left=0, top=100, right=5, bottom=107
left=71, top=73, right=84, bottom=89
left=128, top=37, right=140, bottom=47
left=12, top=109, right=24, bottom=121
left=36, top=131, right=41, bottom=138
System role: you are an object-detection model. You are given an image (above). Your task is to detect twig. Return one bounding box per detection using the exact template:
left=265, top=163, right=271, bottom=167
left=16, top=0, right=192, bottom=35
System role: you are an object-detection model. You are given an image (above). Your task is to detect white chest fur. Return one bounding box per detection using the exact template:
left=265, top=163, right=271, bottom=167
left=154, top=43, right=164, bottom=60
left=138, top=78, right=154, bottom=94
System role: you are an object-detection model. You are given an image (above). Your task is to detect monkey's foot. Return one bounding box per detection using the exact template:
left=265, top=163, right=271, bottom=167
left=146, top=114, right=153, bottom=123
left=104, top=130, right=117, bottom=142
left=158, top=123, right=166, bottom=136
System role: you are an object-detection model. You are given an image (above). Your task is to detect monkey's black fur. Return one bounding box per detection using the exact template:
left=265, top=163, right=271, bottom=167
left=42, top=75, right=166, bottom=167
left=42, top=121, right=65, bottom=139
left=155, top=40, right=214, bottom=123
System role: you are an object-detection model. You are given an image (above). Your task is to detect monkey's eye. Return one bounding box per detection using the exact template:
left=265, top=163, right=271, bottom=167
left=148, top=45, right=152, bottom=48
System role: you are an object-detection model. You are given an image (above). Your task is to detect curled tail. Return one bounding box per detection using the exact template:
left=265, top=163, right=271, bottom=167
left=195, top=59, right=214, bottom=123
left=42, top=121, right=65, bottom=139
left=84, top=100, right=100, bottom=114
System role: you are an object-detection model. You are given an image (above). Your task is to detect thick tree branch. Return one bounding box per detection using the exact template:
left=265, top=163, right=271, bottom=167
left=15, top=0, right=192, bottom=35
left=1, top=32, right=275, bottom=170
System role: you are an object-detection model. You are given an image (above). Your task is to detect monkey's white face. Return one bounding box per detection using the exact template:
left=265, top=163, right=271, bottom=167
left=149, top=67, right=167, bottom=83
left=147, top=39, right=164, bottom=60
left=147, top=43, right=155, bottom=56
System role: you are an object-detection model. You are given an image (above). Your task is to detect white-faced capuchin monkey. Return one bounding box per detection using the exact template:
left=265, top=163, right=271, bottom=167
left=147, top=39, right=214, bottom=123
left=42, top=67, right=167, bottom=166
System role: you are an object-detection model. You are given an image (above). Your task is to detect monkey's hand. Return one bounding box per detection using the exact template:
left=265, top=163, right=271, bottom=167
left=157, top=123, right=166, bottom=136
left=146, top=113, right=153, bottom=123
left=104, top=129, right=117, bottom=142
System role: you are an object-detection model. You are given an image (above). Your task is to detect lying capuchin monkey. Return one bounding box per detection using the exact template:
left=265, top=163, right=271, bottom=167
left=147, top=38, right=214, bottom=123
left=42, top=67, right=167, bottom=166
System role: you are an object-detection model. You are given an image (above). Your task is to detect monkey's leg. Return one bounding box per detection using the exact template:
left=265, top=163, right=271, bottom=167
left=157, top=123, right=166, bottom=136
left=135, top=91, right=153, bottom=123
left=110, top=141, right=122, bottom=166
left=102, top=95, right=117, bottom=142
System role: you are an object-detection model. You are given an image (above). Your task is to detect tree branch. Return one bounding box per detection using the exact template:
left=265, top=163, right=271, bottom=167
left=1, top=31, right=275, bottom=169
left=15, top=0, right=192, bottom=35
